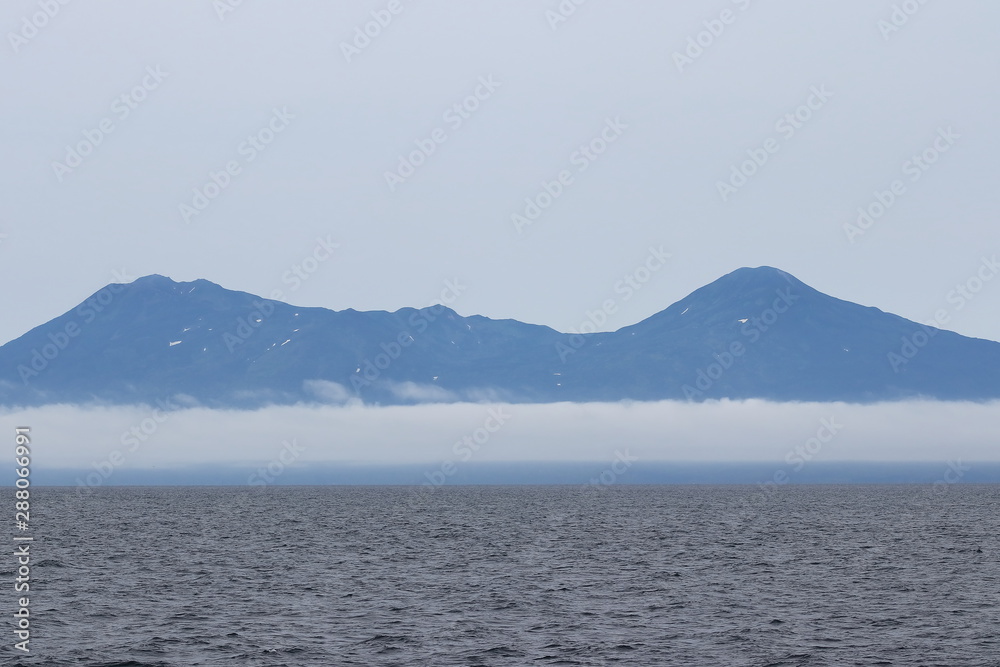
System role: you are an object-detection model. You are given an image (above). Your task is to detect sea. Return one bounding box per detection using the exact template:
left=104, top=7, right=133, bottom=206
left=3, top=484, right=999, bottom=666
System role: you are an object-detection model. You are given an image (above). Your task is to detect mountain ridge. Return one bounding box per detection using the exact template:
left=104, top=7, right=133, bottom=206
left=3, top=267, right=999, bottom=408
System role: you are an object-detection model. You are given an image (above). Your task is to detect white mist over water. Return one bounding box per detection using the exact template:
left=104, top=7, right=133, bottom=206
left=4, top=399, right=998, bottom=470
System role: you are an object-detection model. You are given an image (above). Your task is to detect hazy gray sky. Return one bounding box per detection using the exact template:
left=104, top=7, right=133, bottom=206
left=3, top=0, right=1000, bottom=348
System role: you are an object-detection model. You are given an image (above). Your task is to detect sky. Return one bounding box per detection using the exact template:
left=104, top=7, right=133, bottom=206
left=2, top=1, right=999, bottom=474
left=3, top=0, right=1000, bottom=348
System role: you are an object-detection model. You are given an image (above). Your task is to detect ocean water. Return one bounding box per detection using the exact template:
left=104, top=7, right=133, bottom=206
left=4, top=484, right=999, bottom=666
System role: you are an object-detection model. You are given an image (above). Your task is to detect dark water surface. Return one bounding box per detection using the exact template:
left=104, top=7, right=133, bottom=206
left=4, top=485, right=999, bottom=666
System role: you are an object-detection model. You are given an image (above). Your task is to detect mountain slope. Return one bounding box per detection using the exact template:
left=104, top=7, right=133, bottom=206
left=562, top=267, right=1000, bottom=401
left=2, top=268, right=998, bottom=407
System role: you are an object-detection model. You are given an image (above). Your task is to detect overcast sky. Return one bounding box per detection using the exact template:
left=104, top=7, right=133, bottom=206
left=3, top=0, right=999, bottom=348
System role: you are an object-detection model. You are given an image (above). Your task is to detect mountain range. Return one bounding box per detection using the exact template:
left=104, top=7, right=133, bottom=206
left=3, top=267, right=999, bottom=408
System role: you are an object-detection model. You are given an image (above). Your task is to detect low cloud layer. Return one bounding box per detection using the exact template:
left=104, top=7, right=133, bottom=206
left=3, top=400, right=998, bottom=474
